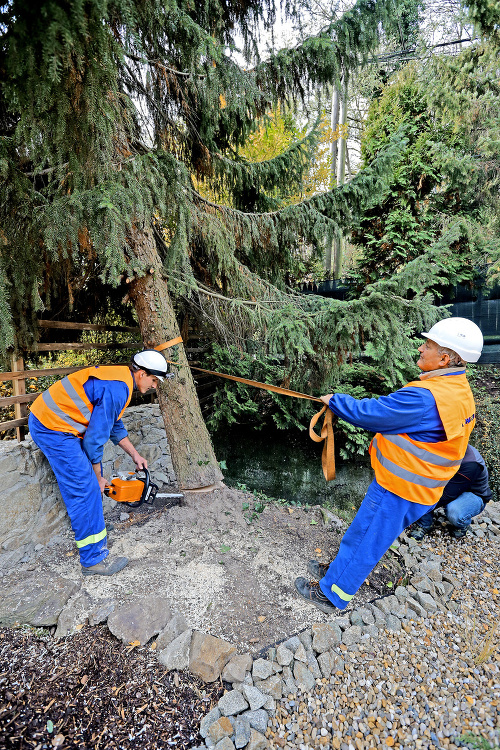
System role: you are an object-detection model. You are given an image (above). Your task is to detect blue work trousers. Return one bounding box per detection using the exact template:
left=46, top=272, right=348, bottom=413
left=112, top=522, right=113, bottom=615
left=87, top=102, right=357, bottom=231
left=319, top=480, right=436, bottom=609
left=418, top=491, right=484, bottom=531
left=28, top=413, right=109, bottom=567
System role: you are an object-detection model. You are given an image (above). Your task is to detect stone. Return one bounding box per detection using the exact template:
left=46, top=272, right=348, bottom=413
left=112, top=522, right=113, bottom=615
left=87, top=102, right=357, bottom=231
left=293, top=661, right=316, bottom=691
left=208, top=717, right=234, bottom=744
left=254, top=675, right=282, bottom=699
left=252, top=658, right=274, bottom=680
left=218, top=690, right=249, bottom=717
left=200, top=708, right=221, bottom=738
left=306, top=649, right=322, bottom=679
left=350, top=610, right=364, bottom=627
left=356, top=607, right=375, bottom=625
left=55, top=590, right=94, bottom=637
left=88, top=598, right=115, bottom=626
left=395, top=586, right=409, bottom=601
left=317, top=651, right=333, bottom=678
left=156, top=612, right=189, bottom=651
left=405, top=596, right=427, bottom=618
left=262, top=695, right=275, bottom=715
left=157, top=629, right=192, bottom=671
left=369, top=605, right=387, bottom=627
left=107, top=595, right=171, bottom=645
left=415, top=592, right=438, bottom=613
left=330, top=653, right=345, bottom=673
left=334, top=615, right=351, bottom=630
left=342, top=626, right=362, bottom=646
left=362, top=624, right=379, bottom=639
left=0, top=570, right=80, bottom=627
left=282, top=636, right=301, bottom=652
left=190, top=631, right=237, bottom=682
left=385, top=614, right=402, bottom=632
left=276, top=644, right=293, bottom=666
left=215, top=738, right=235, bottom=750
left=222, top=653, right=253, bottom=684
left=240, top=709, right=269, bottom=736
left=293, top=643, right=308, bottom=663
left=233, top=717, right=252, bottom=749
left=246, top=728, right=269, bottom=750
left=298, top=630, right=312, bottom=650
left=242, top=685, right=268, bottom=711
left=311, top=622, right=342, bottom=653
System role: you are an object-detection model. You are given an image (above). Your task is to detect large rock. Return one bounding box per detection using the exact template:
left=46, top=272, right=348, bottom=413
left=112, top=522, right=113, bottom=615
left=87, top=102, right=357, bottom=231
left=156, top=613, right=188, bottom=651
left=0, top=570, right=80, bottom=627
left=107, top=595, right=171, bottom=644
left=189, top=632, right=237, bottom=682
left=55, top=590, right=94, bottom=637
left=246, top=728, right=269, bottom=750
left=222, top=653, right=253, bottom=684
left=311, top=622, right=342, bottom=653
left=293, top=662, right=316, bottom=691
left=157, top=629, right=192, bottom=671
left=218, top=690, right=249, bottom=716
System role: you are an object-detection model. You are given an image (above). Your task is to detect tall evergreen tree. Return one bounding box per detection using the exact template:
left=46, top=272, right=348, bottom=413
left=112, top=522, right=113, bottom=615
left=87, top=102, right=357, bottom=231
left=0, top=0, right=445, bottom=485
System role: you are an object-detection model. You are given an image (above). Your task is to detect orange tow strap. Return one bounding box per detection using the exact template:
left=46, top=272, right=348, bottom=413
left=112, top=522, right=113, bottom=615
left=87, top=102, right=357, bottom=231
left=154, top=338, right=337, bottom=481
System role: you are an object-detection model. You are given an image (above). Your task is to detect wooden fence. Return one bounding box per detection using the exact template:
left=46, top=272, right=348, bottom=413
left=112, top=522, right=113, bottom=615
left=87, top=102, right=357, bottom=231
left=0, top=320, right=142, bottom=441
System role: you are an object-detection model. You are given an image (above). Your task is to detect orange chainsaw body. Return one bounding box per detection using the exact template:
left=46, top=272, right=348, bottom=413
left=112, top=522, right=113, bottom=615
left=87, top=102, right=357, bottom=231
left=106, top=475, right=144, bottom=504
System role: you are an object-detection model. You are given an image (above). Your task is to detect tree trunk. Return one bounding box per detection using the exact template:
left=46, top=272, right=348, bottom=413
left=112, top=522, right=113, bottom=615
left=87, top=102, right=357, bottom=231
left=128, top=223, right=223, bottom=490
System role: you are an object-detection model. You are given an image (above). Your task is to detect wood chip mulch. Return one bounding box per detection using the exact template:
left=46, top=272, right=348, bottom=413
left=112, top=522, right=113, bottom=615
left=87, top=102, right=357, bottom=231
left=0, top=626, right=223, bottom=750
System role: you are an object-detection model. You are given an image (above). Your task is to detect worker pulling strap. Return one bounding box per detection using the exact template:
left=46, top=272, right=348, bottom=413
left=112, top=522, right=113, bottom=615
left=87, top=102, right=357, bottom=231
left=154, top=338, right=337, bottom=481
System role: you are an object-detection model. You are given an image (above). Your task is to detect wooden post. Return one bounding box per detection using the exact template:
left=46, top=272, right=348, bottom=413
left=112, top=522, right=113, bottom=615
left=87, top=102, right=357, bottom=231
left=12, top=354, right=27, bottom=442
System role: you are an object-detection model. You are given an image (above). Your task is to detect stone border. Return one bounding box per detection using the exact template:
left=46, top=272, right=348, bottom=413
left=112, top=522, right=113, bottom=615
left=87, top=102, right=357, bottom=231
left=156, top=513, right=500, bottom=750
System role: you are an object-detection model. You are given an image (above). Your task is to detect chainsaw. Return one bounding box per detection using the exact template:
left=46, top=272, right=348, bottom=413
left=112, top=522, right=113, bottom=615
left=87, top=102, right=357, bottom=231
left=104, top=468, right=183, bottom=509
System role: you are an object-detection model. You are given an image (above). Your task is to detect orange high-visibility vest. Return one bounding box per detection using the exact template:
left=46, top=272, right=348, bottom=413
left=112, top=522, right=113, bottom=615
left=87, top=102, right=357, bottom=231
left=369, top=371, right=476, bottom=506
left=30, top=366, right=134, bottom=437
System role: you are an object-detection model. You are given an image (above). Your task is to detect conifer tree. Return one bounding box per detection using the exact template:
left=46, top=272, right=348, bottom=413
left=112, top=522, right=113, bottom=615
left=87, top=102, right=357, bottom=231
left=0, top=0, right=446, bottom=485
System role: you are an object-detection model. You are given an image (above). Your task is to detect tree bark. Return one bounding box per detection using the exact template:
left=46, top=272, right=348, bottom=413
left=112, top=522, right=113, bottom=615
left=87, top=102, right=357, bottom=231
left=128, top=223, right=223, bottom=490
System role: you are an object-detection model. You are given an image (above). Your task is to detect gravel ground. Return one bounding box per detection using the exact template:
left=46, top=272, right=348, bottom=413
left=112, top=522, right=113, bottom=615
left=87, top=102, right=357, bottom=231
left=265, top=530, right=500, bottom=750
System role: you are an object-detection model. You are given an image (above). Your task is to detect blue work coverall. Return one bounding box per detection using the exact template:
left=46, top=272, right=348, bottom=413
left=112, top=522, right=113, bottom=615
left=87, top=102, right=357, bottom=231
left=319, top=382, right=452, bottom=609
left=28, top=378, right=130, bottom=567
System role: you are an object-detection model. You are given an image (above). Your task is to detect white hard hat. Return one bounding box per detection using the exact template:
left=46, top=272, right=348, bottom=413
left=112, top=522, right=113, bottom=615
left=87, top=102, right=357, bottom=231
left=131, top=350, right=172, bottom=381
left=421, top=318, right=483, bottom=363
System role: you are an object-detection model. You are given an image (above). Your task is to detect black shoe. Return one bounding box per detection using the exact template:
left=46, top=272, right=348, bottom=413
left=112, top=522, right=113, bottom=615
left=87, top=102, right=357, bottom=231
left=449, top=526, right=467, bottom=539
left=307, top=559, right=330, bottom=580
left=82, top=555, right=128, bottom=576
left=409, top=524, right=432, bottom=541
left=294, top=577, right=338, bottom=614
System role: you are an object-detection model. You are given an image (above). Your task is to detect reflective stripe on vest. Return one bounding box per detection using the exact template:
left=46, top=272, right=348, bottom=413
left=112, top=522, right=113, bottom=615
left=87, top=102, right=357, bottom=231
left=41, top=388, right=87, bottom=434
left=371, top=437, right=450, bottom=489
left=369, top=372, right=475, bottom=505
left=31, top=366, right=133, bottom=436
left=382, top=434, right=463, bottom=469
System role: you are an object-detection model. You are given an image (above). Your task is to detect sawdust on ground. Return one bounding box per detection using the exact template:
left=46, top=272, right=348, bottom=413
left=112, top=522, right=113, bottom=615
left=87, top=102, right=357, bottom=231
left=28, top=484, right=401, bottom=654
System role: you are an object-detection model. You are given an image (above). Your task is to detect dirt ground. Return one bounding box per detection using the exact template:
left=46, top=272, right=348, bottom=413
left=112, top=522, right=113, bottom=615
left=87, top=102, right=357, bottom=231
left=22, top=484, right=401, bottom=654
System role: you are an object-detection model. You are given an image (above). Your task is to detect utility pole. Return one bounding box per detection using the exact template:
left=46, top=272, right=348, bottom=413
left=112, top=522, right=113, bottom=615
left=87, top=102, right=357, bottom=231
left=324, top=81, right=341, bottom=276
left=333, top=73, right=348, bottom=279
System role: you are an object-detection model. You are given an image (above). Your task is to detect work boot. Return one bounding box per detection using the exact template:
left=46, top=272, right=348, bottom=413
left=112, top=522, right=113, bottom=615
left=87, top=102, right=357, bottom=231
left=294, top=577, right=338, bottom=614
left=409, top=524, right=432, bottom=541
left=449, top=526, right=468, bottom=540
left=307, top=559, right=331, bottom=580
left=82, top=555, right=128, bottom=576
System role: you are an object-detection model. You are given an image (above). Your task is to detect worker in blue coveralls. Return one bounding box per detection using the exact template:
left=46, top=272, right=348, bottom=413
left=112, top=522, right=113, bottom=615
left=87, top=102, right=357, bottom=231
left=294, top=317, right=484, bottom=614
left=28, top=350, right=172, bottom=577
left=409, top=444, right=492, bottom=540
